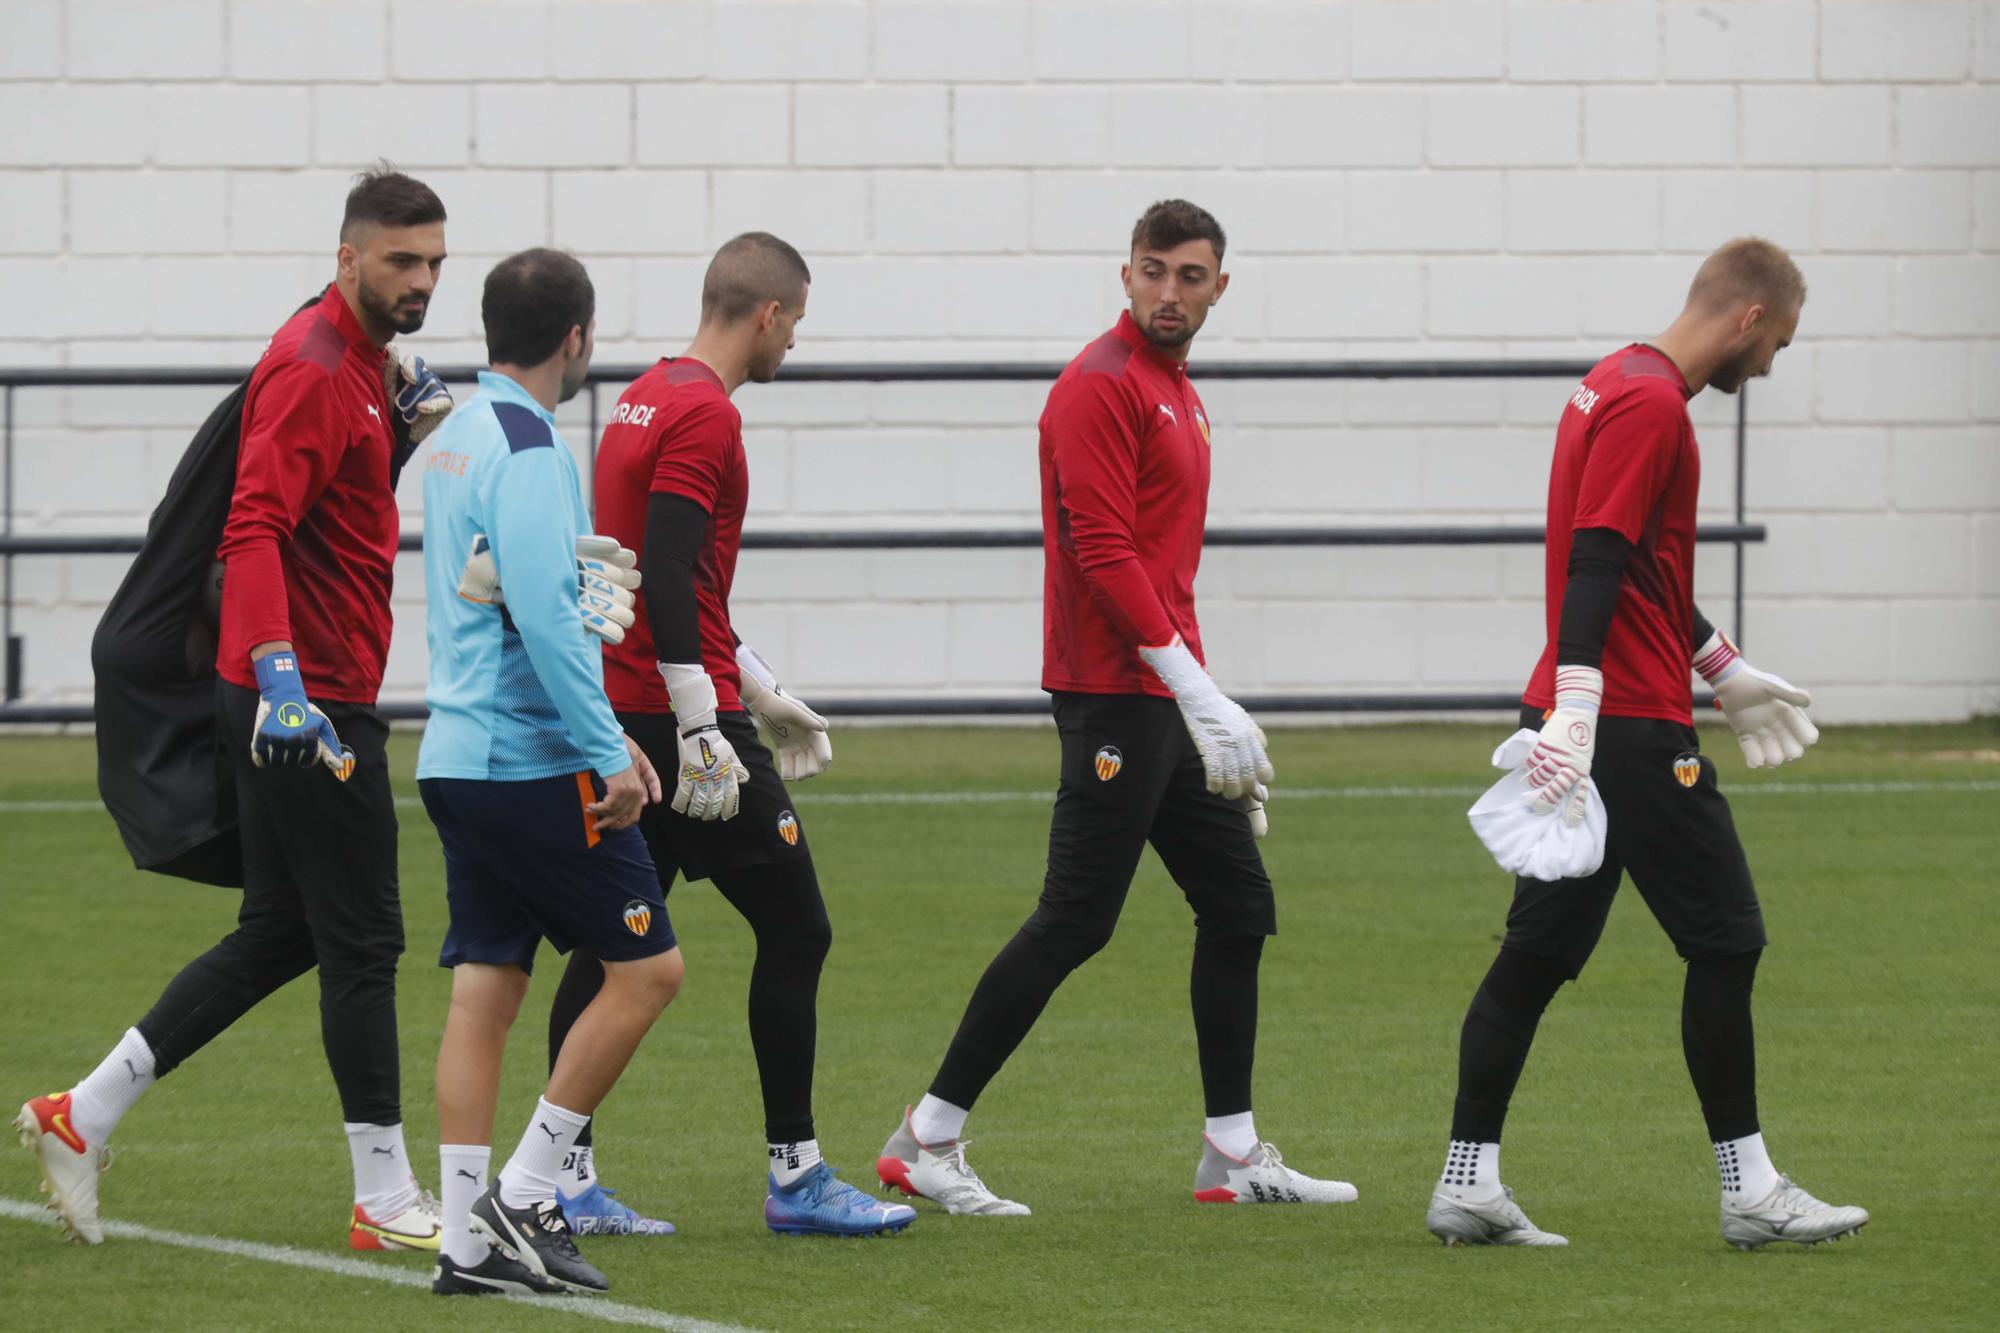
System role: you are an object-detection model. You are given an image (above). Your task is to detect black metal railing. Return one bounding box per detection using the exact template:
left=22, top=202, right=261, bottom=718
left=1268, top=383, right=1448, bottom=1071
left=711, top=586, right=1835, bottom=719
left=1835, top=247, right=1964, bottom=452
left=1, top=359, right=1758, bottom=723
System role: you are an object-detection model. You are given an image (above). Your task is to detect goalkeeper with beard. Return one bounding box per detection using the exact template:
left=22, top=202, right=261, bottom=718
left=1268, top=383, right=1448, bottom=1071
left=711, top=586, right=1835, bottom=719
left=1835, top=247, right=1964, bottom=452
left=1424, top=237, right=1869, bottom=1254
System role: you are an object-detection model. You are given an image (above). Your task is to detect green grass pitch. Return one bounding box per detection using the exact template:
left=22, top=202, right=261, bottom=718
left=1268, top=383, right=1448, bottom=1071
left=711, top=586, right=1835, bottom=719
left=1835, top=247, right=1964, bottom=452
left=2, top=720, right=1996, bottom=1330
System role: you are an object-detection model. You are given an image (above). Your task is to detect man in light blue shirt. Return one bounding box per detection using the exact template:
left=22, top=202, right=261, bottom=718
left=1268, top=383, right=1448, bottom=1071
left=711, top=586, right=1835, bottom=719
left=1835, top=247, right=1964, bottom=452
left=416, top=248, right=680, bottom=1298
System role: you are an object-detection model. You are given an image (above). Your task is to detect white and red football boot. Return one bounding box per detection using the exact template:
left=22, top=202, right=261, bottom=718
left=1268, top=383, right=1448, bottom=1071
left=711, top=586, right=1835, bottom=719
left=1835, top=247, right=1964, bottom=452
left=877, top=1107, right=1030, bottom=1217
left=350, top=1189, right=442, bottom=1251
left=1192, top=1136, right=1357, bottom=1205
left=16, top=1091, right=110, bottom=1244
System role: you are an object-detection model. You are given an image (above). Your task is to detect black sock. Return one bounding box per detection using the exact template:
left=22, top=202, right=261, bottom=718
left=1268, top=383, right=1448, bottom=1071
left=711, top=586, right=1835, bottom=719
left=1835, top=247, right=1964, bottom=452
left=1682, top=949, right=1762, bottom=1142
left=1190, top=935, right=1263, bottom=1117
left=1450, top=947, right=1572, bottom=1143
left=929, top=930, right=1077, bottom=1110
left=548, top=951, right=605, bottom=1148
left=713, top=860, right=833, bottom=1145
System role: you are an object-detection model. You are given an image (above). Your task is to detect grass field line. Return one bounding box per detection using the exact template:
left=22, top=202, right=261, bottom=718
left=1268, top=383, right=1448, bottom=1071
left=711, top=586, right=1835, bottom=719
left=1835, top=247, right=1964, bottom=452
left=0, top=1196, right=765, bottom=1332
left=0, top=777, right=1994, bottom=817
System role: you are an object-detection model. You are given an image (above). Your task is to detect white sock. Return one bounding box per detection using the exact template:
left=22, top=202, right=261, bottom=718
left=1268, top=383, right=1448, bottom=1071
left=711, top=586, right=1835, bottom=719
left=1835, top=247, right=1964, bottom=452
left=910, top=1094, right=968, bottom=1146
left=768, top=1138, right=824, bottom=1188
left=1715, top=1132, right=1780, bottom=1205
left=1204, top=1111, right=1259, bottom=1160
left=345, top=1121, right=419, bottom=1219
left=499, top=1097, right=591, bottom=1209
left=68, top=1028, right=157, bottom=1145
left=1440, top=1139, right=1502, bottom=1199
left=439, top=1143, right=491, bottom=1268
left=560, top=1143, right=598, bottom=1194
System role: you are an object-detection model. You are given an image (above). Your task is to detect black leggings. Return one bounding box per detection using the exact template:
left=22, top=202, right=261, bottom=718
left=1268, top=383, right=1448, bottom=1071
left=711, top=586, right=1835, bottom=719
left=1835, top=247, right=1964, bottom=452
left=1451, top=944, right=1763, bottom=1144
left=550, top=856, right=831, bottom=1145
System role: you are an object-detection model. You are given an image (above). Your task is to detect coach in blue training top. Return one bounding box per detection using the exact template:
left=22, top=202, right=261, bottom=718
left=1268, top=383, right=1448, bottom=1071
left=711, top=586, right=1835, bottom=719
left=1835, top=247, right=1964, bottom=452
left=415, top=248, right=680, bottom=1298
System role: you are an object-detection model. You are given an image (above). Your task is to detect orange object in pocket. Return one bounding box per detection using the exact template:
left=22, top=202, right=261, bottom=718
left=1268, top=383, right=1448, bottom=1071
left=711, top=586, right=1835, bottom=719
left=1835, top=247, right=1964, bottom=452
left=575, top=771, right=601, bottom=849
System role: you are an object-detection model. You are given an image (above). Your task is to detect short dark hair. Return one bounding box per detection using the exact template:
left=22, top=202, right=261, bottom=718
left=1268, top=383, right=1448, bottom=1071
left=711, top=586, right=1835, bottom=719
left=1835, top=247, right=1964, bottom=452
left=1131, top=199, right=1225, bottom=263
left=482, top=248, right=595, bottom=367
left=701, top=232, right=811, bottom=324
left=340, top=166, right=445, bottom=241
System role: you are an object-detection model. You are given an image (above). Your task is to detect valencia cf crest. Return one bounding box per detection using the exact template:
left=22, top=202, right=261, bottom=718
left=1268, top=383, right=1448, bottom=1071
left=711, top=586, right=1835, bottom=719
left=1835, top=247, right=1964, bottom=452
left=1194, top=410, right=1210, bottom=445
left=777, top=810, right=800, bottom=846
left=1672, top=752, right=1702, bottom=789
left=1094, top=746, right=1124, bottom=782
left=622, top=900, right=653, bottom=937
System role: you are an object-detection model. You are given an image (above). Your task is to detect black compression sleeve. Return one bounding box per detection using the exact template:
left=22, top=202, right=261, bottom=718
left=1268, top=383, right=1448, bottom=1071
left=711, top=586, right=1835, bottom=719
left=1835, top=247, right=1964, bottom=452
left=641, top=491, right=710, bottom=664
left=1555, top=527, right=1633, bottom=669
left=1691, top=604, right=1717, bottom=653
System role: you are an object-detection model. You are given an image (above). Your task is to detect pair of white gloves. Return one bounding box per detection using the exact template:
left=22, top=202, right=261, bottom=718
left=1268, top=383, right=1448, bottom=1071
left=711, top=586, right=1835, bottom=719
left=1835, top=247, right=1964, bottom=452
left=673, top=632, right=1276, bottom=835
left=1473, top=630, right=1821, bottom=878
left=1524, top=630, right=1821, bottom=819
left=458, top=533, right=647, bottom=646
left=657, top=645, right=831, bottom=821
left=457, top=535, right=831, bottom=821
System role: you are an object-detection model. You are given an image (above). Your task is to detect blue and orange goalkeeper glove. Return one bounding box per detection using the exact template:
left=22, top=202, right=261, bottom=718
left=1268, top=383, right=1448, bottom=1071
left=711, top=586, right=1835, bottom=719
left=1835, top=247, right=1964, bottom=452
left=250, top=651, right=355, bottom=780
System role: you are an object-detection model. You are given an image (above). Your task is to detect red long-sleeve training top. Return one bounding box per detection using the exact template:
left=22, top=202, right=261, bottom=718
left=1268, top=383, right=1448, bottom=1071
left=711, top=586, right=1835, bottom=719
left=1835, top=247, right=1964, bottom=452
left=215, top=285, right=399, bottom=703
left=1040, top=310, right=1212, bottom=698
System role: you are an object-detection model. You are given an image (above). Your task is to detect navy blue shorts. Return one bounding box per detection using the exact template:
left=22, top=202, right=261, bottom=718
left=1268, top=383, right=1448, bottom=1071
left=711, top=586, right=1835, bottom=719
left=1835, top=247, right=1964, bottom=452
left=420, top=772, right=676, bottom=973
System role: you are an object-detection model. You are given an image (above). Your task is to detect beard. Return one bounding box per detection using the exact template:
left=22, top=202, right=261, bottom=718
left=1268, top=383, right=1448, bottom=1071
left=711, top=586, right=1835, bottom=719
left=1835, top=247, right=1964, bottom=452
left=357, top=274, right=428, bottom=335
left=1708, top=344, right=1758, bottom=394
left=748, top=347, right=786, bottom=383
left=557, top=358, right=589, bottom=404
left=1142, top=310, right=1199, bottom=349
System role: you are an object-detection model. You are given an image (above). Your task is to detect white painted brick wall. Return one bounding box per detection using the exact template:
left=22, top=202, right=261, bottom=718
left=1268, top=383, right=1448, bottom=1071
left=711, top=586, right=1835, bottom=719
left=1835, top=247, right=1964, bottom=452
left=229, top=0, right=387, bottom=84
left=875, top=3, right=1031, bottom=83
left=66, top=0, right=224, bottom=82
left=1507, top=2, right=1660, bottom=84
left=0, top=2, right=61, bottom=80
left=1664, top=2, right=1819, bottom=82
left=1822, top=2, right=1975, bottom=82
left=1583, top=87, right=1735, bottom=167
left=1, top=0, right=1994, bottom=723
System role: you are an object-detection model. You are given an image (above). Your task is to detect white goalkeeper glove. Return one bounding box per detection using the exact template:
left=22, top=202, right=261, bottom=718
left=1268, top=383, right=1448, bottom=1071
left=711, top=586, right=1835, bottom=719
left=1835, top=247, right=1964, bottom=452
left=1524, top=665, right=1600, bottom=826
left=736, top=641, right=832, bottom=781
left=1137, top=634, right=1273, bottom=801
left=1236, top=792, right=1268, bottom=839
left=658, top=661, right=749, bottom=821
left=1695, top=629, right=1819, bottom=769
left=455, top=534, right=640, bottom=646
left=388, top=347, right=453, bottom=445
left=574, top=535, right=641, bottom=645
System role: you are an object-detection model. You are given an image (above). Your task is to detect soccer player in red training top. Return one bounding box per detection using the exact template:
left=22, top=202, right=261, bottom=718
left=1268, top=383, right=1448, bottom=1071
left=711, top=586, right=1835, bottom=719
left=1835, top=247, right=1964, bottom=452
left=543, top=232, right=915, bottom=1239
left=16, top=171, right=454, bottom=1251
left=1424, top=238, right=1869, bottom=1251
left=876, top=200, right=1357, bottom=1215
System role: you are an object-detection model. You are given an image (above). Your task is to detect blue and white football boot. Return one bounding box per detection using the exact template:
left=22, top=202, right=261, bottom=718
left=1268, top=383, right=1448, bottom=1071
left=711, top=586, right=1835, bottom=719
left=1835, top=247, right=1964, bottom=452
left=765, top=1161, right=916, bottom=1237
left=558, top=1181, right=676, bottom=1237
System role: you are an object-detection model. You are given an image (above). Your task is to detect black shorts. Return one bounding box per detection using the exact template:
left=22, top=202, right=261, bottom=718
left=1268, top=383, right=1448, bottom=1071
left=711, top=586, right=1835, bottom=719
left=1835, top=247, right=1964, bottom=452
left=422, top=771, right=676, bottom=973
left=1503, top=706, right=1765, bottom=976
left=1022, top=691, right=1275, bottom=960
left=617, top=710, right=812, bottom=886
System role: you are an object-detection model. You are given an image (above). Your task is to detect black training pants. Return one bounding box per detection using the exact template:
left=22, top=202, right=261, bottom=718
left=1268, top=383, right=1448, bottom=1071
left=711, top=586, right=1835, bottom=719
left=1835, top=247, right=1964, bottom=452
left=136, top=680, right=405, bottom=1125
left=929, top=691, right=1274, bottom=1116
